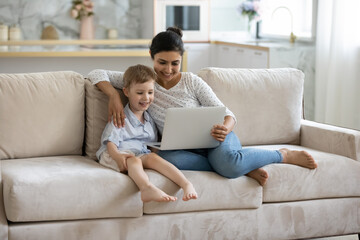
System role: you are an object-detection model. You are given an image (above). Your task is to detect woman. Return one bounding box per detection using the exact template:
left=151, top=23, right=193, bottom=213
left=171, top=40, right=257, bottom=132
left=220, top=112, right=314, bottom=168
left=88, top=27, right=317, bottom=186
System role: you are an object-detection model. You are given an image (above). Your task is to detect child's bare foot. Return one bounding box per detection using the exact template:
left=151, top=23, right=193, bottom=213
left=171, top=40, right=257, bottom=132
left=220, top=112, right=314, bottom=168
left=140, top=184, right=177, bottom=203
left=182, top=182, right=198, bottom=201
left=280, top=148, right=318, bottom=169
left=246, top=168, right=269, bottom=186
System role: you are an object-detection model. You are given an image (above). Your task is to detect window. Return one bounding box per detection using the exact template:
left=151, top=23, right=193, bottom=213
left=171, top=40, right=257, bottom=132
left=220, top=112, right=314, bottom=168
left=259, top=0, right=317, bottom=41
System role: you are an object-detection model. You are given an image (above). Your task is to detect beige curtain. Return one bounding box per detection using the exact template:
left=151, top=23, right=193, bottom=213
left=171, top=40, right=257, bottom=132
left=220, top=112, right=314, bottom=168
left=315, top=0, right=360, bottom=130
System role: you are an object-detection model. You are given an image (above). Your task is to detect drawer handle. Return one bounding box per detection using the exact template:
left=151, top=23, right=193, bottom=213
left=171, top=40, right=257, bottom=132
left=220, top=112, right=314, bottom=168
left=254, top=52, right=263, bottom=56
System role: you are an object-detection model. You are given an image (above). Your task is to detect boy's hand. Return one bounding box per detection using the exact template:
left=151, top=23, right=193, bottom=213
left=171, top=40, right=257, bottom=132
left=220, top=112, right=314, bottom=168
left=109, top=91, right=125, bottom=128
left=107, top=142, right=133, bottom=172
left=211, top=124, right=230, bottom=142
left=114, top=153, right=134, bottom=173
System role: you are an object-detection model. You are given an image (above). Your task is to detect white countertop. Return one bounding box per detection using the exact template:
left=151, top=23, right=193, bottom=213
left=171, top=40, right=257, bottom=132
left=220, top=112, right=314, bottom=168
left=213, top=38, right=315, bottom=50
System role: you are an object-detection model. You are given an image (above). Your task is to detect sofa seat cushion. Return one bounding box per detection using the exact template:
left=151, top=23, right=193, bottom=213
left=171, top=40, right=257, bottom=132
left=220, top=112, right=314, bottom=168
left=2, top=156, right=142, bottom=222
left=258, top=145, right=360, bottom=202
left=144, top=170, right=262, bottom=214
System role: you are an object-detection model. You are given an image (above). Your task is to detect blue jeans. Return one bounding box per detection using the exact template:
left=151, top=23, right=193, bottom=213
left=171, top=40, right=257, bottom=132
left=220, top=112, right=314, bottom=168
left=157, top=132, right=283, bottom=178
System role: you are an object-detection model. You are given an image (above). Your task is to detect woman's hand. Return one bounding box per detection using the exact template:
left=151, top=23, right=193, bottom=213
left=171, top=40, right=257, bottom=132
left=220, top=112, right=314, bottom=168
left=211, top=124, right=231, bottom=142
left=96, top=81, right=125, bottom=128
left=211, top=115, right=235, bottom=142
left=108, top=91, right=125, bottom=128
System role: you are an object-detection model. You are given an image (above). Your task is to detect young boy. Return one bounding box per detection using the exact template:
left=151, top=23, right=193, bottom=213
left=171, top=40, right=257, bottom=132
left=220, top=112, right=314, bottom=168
left=96, top=64, right=197, bottom=202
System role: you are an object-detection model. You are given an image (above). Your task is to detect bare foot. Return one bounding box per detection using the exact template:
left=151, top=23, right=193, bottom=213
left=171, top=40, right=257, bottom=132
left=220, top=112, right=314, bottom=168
left=182, top=182, right=198, bottom=201
left=140, top=184, right=177, bottom=203
left=280, top=148, right=318, bottom=169
left=246, top=168, right=269, bottom=186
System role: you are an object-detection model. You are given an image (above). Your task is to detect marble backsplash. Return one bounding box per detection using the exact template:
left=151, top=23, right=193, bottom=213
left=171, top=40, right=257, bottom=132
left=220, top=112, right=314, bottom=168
left=0, top=0, right=143, bottom=40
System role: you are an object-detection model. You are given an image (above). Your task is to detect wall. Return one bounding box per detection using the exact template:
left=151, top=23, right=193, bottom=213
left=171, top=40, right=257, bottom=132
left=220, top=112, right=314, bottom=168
left=211, top=0, right=248, bottom=32
left=0, top=0, right=146, bottom=40
left=0, top=0, right=250, bottom=40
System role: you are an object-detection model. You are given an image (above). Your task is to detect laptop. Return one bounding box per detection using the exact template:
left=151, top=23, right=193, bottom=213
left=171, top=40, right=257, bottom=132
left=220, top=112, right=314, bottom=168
left=147, top=106, right=226, bottom=150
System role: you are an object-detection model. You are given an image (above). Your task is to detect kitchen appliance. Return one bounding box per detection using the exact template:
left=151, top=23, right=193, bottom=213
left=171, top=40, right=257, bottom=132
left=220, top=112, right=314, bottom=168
left=154, top=0, right=210, bottom=42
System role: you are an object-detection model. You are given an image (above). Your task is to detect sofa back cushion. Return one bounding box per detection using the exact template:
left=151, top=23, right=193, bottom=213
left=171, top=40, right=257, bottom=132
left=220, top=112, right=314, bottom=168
left=0, top=71, right=85, bottom=159
left=198, top=68, right=304, bottom=146
left=85, top=80, right=128, bottom=160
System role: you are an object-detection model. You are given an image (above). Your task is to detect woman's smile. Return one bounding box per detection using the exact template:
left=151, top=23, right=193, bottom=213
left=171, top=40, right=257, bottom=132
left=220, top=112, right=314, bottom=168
left=153, top=51, right=182, bottom=87
left=159, top=71, right=173, bottom=80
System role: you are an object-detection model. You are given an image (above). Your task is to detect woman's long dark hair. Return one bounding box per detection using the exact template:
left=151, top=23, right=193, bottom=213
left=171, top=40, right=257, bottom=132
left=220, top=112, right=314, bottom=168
left=149, top=27, right=185, bottom=59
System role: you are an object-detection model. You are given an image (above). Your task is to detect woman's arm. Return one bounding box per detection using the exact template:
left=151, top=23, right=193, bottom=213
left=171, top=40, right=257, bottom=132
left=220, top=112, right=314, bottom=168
left=211, top=115, right=236, bottom=142
left=88, top=69, right=126, bottom=127
left=97, top=81, right=125, bottom=127
left=189, top=73, right=237, bottom=141
left=191, top=73, right=237, bottom=122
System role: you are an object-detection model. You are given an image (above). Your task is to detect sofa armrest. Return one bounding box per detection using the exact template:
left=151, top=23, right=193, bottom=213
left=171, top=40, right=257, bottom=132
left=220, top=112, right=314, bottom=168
left=300, top=119, right=360, bottom=161
left=0, top=161, right=8, bottom=240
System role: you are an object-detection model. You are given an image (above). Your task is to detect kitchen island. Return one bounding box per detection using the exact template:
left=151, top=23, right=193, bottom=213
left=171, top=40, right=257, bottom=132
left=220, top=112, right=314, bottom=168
left=0, top=39, right=188, bottom=75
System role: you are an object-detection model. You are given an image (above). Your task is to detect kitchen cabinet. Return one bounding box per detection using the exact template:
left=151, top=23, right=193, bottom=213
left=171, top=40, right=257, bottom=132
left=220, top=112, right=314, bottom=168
left=213, top=44, right=268, bottom=68
left=184, top=43, right=211, bottom=74
left=248, top=48, right=268, bottom=68
left=183, top=43, right=268, bottom=73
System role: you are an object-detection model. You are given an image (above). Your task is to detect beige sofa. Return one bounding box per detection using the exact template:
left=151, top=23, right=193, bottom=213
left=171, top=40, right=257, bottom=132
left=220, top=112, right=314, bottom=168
left=0, top=68, right=359, bottom=240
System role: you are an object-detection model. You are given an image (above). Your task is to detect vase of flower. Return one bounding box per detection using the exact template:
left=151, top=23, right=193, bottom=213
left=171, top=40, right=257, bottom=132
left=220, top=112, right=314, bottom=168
left=255, top=21, right=261, bottom=39
left=80, top=15, right=94, bottom=40
left=238, top=0, right=262, bottom=39
left=70, top=0, right=95, bottom=40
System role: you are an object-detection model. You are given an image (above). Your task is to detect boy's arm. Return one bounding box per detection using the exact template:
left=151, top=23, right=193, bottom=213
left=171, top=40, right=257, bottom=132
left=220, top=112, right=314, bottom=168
left=107, top=142, right=133, bottom=172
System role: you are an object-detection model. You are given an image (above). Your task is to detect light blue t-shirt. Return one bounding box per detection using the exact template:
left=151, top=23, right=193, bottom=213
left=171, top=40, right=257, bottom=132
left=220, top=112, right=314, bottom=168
left=96, top=104, right=158, bottom=160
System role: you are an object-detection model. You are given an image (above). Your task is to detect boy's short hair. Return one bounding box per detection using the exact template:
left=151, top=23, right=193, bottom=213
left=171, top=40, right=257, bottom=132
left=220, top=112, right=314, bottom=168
left=123, top=64, right=157, bottom=88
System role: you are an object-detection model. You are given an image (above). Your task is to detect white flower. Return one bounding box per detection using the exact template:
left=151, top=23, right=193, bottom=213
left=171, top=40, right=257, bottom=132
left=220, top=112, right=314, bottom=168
left=70, top=0, right=94, bottom=21
left=71, top=9, right=79, bottom=19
